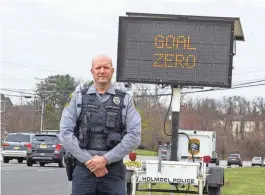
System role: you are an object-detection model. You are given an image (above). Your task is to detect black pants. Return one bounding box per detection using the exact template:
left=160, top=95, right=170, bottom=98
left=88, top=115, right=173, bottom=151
left=72, top=160, right=126, bottom=195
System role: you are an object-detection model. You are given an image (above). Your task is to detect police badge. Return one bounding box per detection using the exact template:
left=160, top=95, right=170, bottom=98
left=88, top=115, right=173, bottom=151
left=188, top=138, right=200, bottom=155
left=113, top=96, right=120, bottom=105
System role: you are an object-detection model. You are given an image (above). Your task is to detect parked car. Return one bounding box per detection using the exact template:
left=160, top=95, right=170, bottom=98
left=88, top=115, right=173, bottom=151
left=2, top=132, right=35, bottom=163
left=251, top=156, right=263, bottom=166
left=210, top=152, right=220, bottom=165
left=26, top=132, right=66, bottom=167
left=227, top=153, right=243, bottom=167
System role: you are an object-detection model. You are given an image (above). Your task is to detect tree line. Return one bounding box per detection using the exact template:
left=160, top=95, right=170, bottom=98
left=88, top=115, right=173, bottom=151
left=3, top=74, right=265, bottom=160
left=133, top=84, right=265, bottom=160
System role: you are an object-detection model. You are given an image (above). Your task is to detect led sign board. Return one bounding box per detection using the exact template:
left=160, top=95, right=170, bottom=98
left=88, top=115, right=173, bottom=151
left=116, top=16, right=235, bottom=88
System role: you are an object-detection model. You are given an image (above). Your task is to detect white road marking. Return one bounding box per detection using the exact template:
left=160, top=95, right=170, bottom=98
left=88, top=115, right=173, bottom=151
left=37, top=169, right=56, bottom=172
left=1, top=167, right=32, bottom=171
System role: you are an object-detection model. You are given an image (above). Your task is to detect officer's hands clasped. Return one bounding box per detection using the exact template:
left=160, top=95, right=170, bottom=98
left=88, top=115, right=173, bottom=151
left=93, top=167, right=108, bottom=177
left=85, top=155, right=108, bottom=177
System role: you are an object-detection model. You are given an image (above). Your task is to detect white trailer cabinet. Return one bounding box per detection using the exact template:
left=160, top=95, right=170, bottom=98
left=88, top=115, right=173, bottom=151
left=177, top=130, right=219, bottom=164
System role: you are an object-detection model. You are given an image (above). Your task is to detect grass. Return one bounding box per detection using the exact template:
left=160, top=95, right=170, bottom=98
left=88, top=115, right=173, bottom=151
left=134, top=167, right=265, bottom=195
left=222, top=167, right=265, bottom=195
left=135, top=149, right=157, bottom=156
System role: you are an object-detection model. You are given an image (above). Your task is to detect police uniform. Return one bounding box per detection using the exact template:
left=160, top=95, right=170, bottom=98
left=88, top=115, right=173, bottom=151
left=59, top=84, right=141, bottom=195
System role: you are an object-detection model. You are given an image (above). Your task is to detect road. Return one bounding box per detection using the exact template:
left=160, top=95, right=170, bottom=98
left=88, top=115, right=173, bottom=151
left=1, top=154, right=252, bottom=195
left=1, top=161, right=72, bottom=195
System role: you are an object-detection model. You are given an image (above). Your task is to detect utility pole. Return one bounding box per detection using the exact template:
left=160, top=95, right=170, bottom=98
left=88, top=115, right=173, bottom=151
left=20, top=92, right=23, bottom=106
left=40, top=98, right=45, bottom=132
left=36, top=77, right=57, bottom=133
left=0, top=97, right=6, bottom=135
left=32, top=96, right=36, bottom=131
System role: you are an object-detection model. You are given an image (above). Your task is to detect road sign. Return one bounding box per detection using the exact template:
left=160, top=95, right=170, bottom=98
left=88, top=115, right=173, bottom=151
left=117, top=16, right=235, bottom=88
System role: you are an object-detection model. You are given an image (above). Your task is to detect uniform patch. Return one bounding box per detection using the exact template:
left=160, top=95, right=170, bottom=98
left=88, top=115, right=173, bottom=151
left=113, top=96, right=120, bottom=105
left=64, top=93, right=73, bottom=108
left=132, top=99, right=136, bottom=108
left=188, top=138, right=200, bottom=155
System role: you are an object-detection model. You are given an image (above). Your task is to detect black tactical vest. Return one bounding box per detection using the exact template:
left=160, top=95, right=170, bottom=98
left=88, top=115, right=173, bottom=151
left=75, top=88, right=126, bottom=151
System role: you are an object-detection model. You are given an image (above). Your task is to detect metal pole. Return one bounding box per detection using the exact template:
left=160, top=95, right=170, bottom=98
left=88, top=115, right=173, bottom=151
left=40, top=98, right=45, bottom=132
left=3, top=100, right=6, bottom=134
left=32, top=111, right=34, bottom=131
left=170, top=86, right=181, bottom=161
left=20, top=93, right=23, bottom=106
left=32, top=96, right=35, bottom=131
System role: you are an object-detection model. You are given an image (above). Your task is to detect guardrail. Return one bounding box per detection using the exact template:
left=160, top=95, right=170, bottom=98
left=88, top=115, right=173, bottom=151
left=38, top=130, right=60, bottom=134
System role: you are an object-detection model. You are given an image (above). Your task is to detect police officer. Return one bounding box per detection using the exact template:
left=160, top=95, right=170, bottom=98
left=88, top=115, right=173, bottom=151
left=59, top=54, right=142, bottom=195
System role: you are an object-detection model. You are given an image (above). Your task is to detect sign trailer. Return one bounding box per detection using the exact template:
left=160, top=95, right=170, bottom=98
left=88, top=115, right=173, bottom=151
left=117, top=12, right=244, bottom=195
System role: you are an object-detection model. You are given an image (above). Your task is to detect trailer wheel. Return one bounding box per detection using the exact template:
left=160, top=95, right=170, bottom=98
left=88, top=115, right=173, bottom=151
left=208, top=187, right=221, bottom=195
left=126, top=182, right=132, bottom=195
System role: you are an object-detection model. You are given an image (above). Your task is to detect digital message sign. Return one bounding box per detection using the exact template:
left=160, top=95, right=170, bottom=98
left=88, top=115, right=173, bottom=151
left=116, top=16, right=235, bottom=88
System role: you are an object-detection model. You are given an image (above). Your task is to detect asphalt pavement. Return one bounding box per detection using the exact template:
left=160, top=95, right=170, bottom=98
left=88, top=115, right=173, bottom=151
left=1, top=152, right=252, bottom=195
left=1, top=160, right=72, bottom=195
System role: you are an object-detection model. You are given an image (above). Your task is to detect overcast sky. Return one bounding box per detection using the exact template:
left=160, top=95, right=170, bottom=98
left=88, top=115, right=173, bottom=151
left=1, top=0, right=265, bottom=105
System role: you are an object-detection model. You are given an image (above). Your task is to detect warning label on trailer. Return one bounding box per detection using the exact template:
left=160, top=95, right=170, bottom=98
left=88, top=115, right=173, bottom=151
left=188, top=138, right=200, bottom=155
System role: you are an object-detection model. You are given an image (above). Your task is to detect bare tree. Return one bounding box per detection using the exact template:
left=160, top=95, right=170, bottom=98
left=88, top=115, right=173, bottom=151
left=178, top=95, right=265, bottom=159
left=132, top=84, right=171, bottom=150
left=4, top=105, right=40, bottom=133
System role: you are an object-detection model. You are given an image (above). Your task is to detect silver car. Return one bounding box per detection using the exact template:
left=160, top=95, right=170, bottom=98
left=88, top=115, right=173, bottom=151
left=251, top=156, right=263, bottom=167
left=2, top=132, right=35, bottom=163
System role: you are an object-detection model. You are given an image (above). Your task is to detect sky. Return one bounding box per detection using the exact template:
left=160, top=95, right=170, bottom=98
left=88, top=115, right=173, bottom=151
left=1, top=0, right=265, bottom=105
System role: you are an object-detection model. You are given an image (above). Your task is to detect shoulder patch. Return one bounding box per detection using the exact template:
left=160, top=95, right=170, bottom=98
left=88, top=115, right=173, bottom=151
left=64, top=93, right=73, bottom=108
left=132, top=99, right=137, bottom=108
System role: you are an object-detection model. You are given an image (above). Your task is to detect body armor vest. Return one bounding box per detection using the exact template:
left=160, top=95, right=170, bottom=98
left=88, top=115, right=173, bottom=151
left=75, top=88, right=126, bottom=151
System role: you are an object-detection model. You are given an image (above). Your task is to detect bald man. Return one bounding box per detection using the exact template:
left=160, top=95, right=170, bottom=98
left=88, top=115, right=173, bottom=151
left=59, top=54, right=142, bottom=195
